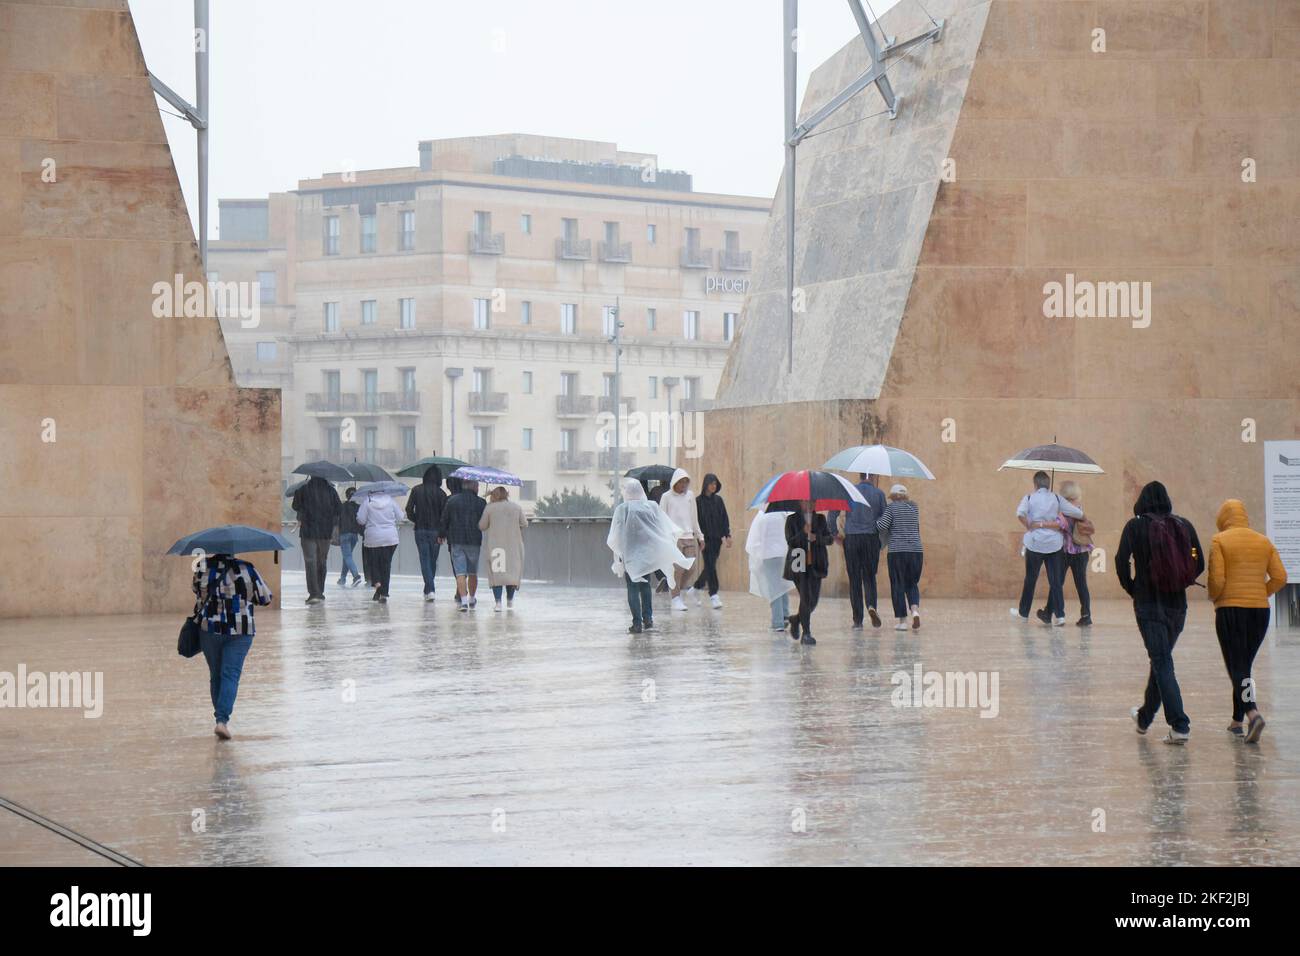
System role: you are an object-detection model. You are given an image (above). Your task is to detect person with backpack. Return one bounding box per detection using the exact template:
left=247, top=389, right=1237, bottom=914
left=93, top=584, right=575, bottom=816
left=1012, top=471, right=1083, bottom=625
left=1207, top=499, right=1287, bottom=743
left=1117, top=480, right=1204, bottom=745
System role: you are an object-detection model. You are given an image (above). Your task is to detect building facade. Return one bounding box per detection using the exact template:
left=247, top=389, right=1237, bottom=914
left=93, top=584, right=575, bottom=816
left=211, top=134, right=770, bottom=506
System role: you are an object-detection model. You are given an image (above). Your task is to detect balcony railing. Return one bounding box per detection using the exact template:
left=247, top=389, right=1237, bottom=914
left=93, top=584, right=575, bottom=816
left=598, top=239, right=632, bottom=263
left=308, top=448, right=414, bottom=468
left=306, top=393, right=355, bottom=413
left=467, top=391, right=509, bottom=415
left=556, top=451, right=595, bottom=473
left=597, top=395, right=635, bottom=415
left=306, top=392, right=420, bottom=414
left=555, top=394, right=595, bottom=417
left=555, top=237, right=591, bottom=260
left=469, top=231, right=505, bottom=255
left=680, top=246, right=713, bottom=269
left=598, top=449, right=636, bottom=471
left=467, top=448, right=509, bottom=469
left=719, top=248, right=752, bottom=271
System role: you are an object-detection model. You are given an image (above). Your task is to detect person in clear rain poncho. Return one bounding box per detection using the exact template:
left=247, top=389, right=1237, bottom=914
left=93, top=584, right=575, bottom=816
left=747, top=509, right=796, bottom=631
left=608, top=478, right=693, bottom=635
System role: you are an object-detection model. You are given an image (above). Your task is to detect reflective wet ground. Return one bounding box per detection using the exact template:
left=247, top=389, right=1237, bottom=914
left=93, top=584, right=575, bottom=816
left=3, top=573, right=1298, bottom=865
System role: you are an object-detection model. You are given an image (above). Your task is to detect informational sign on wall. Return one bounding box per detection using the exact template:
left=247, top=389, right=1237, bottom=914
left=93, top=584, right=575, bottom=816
left=1264, top=441, right=1300, bottom=629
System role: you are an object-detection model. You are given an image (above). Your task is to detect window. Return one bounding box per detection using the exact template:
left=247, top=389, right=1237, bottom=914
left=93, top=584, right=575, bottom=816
left=363, top=369, right=379, bottom=411
left=400, top=425, right=416, bottom=457
left=602, top=373, right=615, bottom=397
left=401, top=368, right=416, bottom=396
left=682, top=310, right=700, bottom=340
left=360, top=213, right=376, bottom=253
left=256, top=341, right=277, bottom=362
left=325, top=426, right=342, bottom=457
left=723, top=312, right=737, bottom=342
left=603, top=221, right=619, bottom=243
left=399, top=210, right=415, bottom=251
left=602, top=305, right=618, bottom=338
left=724, top=230, right=739, bottom=253
left=361, top=299, right=376, bottom=326
left=522, top=428, right=533, bottom=451
left=685, top=226, right=701, bottom=252
left=561, top=428, right=576, bottom=453
left=521, top=300, right=532, bottom=325
left=560, top=372, right=578, bottom=396
left=399, top=297, right=415, bottom=329
left=256, top=270, right=276, bottom=304
left=561, top=303, right=577, bottom=335
left=649, top=376, right=658, bottom=399
left=363, top=426, right=378, bottom=462
left=473, top=298, right=491, bottom=331
left=521, top=480, right=537, bottom=502
left=324, top=370, right=340, bottom=399
left=647, top=307, right=656, bottom=332
left=324, top=216, right=339, bottom=255
left=522, top=371, right=533, bottom=394
left=562, top=218, right=579, bottom=241
left=323, top=302, right=339, bottom=332
left=472, top=368, right=491, bottom=393
left=474, top=210, right=491, bottom=236
left=685, top=376, right=701, bottom=401
left=520, top=213, right=531, bottom=234
left=473, top=425, right=491, bottom=451
left=647, top=223, right=656, bottom=244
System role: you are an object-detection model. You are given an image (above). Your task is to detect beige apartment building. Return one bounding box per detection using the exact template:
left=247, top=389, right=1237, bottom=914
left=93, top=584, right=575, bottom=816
left=210, top=134, right=770, bottom=506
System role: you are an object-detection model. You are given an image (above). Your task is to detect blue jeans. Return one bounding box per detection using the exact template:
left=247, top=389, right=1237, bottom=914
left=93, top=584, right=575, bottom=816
left=337, top=533, right=360, bottom=582
left=1134, top=602, right=1189, bottom=734
left=200, top=630, right=253, bottom=725
left=450, top=544, right=480, bottom=577
left=491, top=585, right=518, bottom=602
left=770, top=591, right=790, bottom=628
left=414, top=529, right=440, bottom=594
left=625, top=573, right=653, bottom=627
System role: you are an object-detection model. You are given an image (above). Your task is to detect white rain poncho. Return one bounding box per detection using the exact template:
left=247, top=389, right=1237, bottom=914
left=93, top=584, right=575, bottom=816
left=746, top=510, right=795, bottom=602
left=608, top=478, right=693, bottom=583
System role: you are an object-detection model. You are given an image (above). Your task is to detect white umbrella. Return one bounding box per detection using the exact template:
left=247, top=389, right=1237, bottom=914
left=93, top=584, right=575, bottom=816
left=823, top=444, right=936, bottom=480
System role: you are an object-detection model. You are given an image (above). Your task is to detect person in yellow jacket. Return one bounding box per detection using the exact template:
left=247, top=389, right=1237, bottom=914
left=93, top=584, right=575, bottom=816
left=1207, top=499, right=1287, bottom=743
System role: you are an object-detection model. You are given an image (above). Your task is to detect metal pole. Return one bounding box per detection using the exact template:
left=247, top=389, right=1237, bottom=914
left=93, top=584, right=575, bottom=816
left=613, top=296, right=621, bottom=504
left=783, top=0, right=797, bottom=374
left=195, top=0, right=210, bottom=272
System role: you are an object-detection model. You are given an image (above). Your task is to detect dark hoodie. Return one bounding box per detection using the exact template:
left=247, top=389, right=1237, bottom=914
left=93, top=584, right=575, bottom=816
left=339, top=492, right=362, bottom=536
left=292, top=476, right=341, bottom=540
left=696, top=473, right=731, bottom=540
left=1116, top=480, right=1203, bottom=608
left=405, top=465, right=448, bottom=532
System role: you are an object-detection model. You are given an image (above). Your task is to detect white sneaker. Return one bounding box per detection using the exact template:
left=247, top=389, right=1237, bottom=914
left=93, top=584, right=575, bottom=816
left=1163, top=730, right=1190, bottom=745
left=494, top=601, right=502, bottom=612
left=910, top=606, right=921, bottom=629
left=671, top=595, right=687, bottom=612
left=1131, top=707, right=1147, bottom=735
left=895, top=619, right=909, bottom=631
left=424, top=592, right=435, bottom=602
left=693, top=588, right=703, bottom=606
left=1053, top=616, right=1066, bottom=627
left=506, top=598, right=514, bottom=609
left=710, top=594, right=723, bottom=609
left=1009, top=607, right=1027, bottom=619
left=458, top=599, right=468, bottom=613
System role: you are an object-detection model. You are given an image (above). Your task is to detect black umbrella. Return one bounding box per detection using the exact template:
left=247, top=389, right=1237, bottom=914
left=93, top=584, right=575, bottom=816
left=343, top=461, right=394, bottom=483
left=284, top=478, right=307, bottom=498
left=292, top=459, right=352, bottom=481
left=625, top=464, right=675, bottom=484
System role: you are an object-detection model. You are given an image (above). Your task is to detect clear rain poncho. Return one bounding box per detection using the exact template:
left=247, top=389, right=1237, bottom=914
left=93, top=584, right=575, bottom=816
left=608, top=479, right=693, bottom=583
left=746, top=510, right=795, bottom=602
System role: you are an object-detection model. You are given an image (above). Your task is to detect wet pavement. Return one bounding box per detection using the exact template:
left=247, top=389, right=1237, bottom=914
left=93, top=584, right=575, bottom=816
left=2, top=573, right=1298, bottom=865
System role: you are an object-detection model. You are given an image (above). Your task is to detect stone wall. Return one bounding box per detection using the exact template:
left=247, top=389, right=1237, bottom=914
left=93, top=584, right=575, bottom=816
left=0, top=0, right=282, bottom=617
left=699, top=0, right=1300, bottom=600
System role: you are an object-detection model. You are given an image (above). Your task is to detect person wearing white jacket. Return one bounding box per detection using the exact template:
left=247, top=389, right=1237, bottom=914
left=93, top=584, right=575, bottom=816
left=657, top=467, right=703, bottom=611
left=356, top=492, right=401, bottom=603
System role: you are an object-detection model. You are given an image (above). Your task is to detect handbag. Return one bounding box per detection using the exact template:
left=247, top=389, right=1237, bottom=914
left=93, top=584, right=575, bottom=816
left=1071, top=517, right=1095, bottom=548
left=177, top=614, right=203, bottom=658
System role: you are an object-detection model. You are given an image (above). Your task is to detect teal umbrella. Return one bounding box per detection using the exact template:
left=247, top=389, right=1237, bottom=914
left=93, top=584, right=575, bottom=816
left=396, top=455, right=468, bottom=478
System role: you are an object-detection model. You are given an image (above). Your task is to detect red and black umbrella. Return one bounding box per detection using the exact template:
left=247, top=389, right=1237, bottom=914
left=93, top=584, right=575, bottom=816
left=748, top=470, right=868, bottom=512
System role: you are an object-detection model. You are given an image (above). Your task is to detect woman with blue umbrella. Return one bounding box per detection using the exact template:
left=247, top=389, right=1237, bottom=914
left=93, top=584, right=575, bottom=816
left=169, top=526, right=285, bottom=741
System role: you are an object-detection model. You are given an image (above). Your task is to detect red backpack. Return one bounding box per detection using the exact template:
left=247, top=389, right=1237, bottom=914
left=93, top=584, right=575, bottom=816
left=1144, top=514, right=1199, bottom=592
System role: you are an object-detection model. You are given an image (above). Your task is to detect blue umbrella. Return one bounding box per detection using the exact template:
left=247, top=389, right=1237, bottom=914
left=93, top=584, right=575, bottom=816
left=450, top=465, right=523, bottom=487
left=167, top=524, right=295, bottom=556
left=352, top=480, right=410, bottom=498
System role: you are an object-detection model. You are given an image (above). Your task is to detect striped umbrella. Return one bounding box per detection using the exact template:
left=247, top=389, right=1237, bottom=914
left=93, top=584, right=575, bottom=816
left=747, top=470, right=868, bottom=511
left=823, top=444, right=935, bottom=480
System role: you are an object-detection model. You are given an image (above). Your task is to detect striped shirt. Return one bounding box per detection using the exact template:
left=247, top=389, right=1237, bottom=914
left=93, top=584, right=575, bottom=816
left=876, top=500, right=923, bottom=553
left=192, top=557, right=273, bottom=637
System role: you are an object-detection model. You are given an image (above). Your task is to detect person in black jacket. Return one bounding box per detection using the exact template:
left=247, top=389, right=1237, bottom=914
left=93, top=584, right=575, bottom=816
left=335, top=487, right=363, bottom=587
left=291, top=475, right=340, bottom=604
left=691, top=473, right=732, bottom=608
left=405, top=465, right=448, bottom=602
left=440, top=479, right=487, bottom=610
left=783, top=501, right=833, bottom=646
left=1117, top=480, right=1204, bottom=745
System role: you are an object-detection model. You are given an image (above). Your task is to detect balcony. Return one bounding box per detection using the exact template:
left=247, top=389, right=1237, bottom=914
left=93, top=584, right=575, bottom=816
left=597, top=395, right=635, bottom=415
left=598, top=449, right=636, bottom=471
left=469, top=231, right=504, bottom=255
left=467, top=448, right=509, bottom=469
left=467, top=391, right=509, bottom=415
left=598, top=239, right=632, bottom=263
left=719, top=248, right=752, bottom=271
left=308, top=448, right=415, bottom=468
left=680, top=246, right=713, bottom=269
left=555, top=394, right=595, bottom=418
left=556, top=451, right=594, bottom=473
left=555, top=237, right=591, bottom=261
left=305, top=392, right=420, bottom=414
left=306, top=393, right=356, bottom=413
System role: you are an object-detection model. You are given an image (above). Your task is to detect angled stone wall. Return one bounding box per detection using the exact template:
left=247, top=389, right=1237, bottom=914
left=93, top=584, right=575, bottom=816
left=0, top=0, right=281, bottom=617
left=701, top=0, right=1300, bottom=599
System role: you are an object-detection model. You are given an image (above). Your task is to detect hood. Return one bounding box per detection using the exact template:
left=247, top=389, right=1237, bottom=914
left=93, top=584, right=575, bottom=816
left=700, top=472, right=721, bottom=495
left=668, top=468, right=691, bottom=494
left=1133, top=480, right=1172, bottom=516
left=1216, top=498, right=1249, bottom=531
left=622, top=478, right=647, bottom=502
left=422, top=464, right=442, bottom=486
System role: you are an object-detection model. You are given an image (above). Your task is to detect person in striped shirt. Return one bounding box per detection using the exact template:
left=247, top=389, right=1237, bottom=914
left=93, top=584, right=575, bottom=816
left=192, top=554, right=273, bottom=740
left=876, top=484, right=924, bottom=631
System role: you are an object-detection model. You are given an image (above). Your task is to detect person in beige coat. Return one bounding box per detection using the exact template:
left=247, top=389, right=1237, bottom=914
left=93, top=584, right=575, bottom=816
left=478, top=486, right=528, bottom=610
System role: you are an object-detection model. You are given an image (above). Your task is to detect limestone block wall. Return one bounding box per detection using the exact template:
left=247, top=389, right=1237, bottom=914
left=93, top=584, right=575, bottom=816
left=701, top=0, right=1300, bottom=599
left=0, top=0, right=282, bottom=617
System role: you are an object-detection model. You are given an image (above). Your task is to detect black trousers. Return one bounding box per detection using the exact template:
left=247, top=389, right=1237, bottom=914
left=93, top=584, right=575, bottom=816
left=361, top=544, right=375, bottom=585
left=843, top=532, right=882, bottom=623
left=1135, top=602, right=1189, bottom=734
left=1215, top=606, right=1270, bottom=722
left=887, top=551, right=923, bottom=619
left=1064, top=551, right=1091, bottom=617
left=366, top=544, right=397, bottom=597
left=693, top=537, right=724, bottom=595
left=1019, top=548, right=1065, bottom=618
left=790, top=573, right=822, bottom=636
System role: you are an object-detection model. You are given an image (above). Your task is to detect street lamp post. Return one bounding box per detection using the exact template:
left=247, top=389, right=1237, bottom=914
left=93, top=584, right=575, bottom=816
left=608, top=297, right=623, bottom=503
left=444, top=367, right=463, bottom=458
left=662, top=376, right=680, bottom=467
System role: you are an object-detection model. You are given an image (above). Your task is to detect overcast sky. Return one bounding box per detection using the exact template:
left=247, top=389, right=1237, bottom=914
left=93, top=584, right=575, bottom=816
left=129, top=0, right=903, bottom=238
